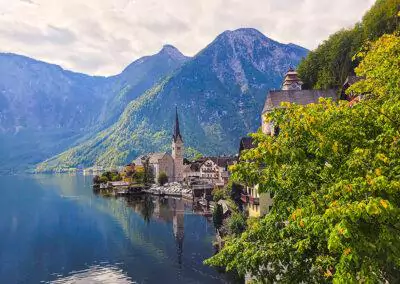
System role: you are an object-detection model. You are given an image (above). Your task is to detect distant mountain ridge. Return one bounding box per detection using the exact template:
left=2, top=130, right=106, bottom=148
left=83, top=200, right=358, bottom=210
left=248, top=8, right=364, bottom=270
left=0, top=46, right=189, bottom=173
left=37, top=28, right=309, bottom=172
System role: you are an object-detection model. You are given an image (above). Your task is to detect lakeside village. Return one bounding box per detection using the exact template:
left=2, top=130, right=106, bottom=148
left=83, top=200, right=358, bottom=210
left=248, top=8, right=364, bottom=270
left=92, top=68, right=360, bottom=232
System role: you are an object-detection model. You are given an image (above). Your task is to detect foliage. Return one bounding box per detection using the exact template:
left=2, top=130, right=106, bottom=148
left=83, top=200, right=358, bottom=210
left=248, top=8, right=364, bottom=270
left=158, top=171, right=169, bottom=186
left=298, top=0, right=400, bottom=90
left=229, top=181, right=244, bottom=211
left=213, top=204, right=224, bottom=231
left=123, top=163, right=136, bottom=179
left=141, top=156, right=154, bottom=185
left=96, top=171, right=122, bottom=183
left=92, top=175, right=100, bottom=184
left=362, top=0, right=400, bottom=40
left=206, top=34, right=400, bottom=282
left=227, top=212, right=247, bottom=236
left=99, top=176, right=108, bottom=183
left=212, top=187, right=227, bottom=202
left=134, top=166, right=145, bottom=183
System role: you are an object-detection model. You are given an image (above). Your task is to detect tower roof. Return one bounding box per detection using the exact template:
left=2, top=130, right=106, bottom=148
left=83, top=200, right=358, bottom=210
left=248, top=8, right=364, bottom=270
left=173, top=107, right=183, bottom=142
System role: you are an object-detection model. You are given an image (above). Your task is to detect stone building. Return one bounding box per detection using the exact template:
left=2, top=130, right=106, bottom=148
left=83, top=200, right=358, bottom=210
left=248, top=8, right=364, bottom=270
left=261, top=69, right=337, bottom=135
left=134, top=108, right=185, bottom=183
left=241, top=68, right=338, bottom=217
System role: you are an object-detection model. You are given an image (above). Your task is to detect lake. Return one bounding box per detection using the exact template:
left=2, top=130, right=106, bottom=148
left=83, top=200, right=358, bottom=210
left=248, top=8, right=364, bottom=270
left=0, top=174, right=235, bottom=283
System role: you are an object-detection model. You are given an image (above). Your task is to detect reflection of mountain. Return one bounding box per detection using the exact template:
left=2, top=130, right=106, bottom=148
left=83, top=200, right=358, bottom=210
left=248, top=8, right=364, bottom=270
left=33, top=174, right=168, bottom=261
left=32, top=174, right=228, bottom=283
left=34, top=175, right=190, bottom=268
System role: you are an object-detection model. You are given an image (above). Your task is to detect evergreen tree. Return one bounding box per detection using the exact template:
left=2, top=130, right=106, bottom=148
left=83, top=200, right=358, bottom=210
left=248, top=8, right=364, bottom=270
left=213, top=204, right=224, bottom=231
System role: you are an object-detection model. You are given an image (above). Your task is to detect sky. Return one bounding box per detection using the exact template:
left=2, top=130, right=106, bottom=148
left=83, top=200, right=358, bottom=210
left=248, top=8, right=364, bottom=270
left=0, top=0, right=375, bottom=76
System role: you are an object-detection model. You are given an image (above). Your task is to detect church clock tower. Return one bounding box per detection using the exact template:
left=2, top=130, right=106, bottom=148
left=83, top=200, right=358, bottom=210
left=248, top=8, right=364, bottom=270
left=172, top=107, right=184, bottom=182
left=282, top=68, right=303, bottom=91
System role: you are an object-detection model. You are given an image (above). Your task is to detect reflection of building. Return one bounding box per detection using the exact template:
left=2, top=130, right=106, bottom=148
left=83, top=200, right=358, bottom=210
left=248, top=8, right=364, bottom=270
left=133, top=108, right=185, bottom=183
left=171, top=198, right=184, bottom=266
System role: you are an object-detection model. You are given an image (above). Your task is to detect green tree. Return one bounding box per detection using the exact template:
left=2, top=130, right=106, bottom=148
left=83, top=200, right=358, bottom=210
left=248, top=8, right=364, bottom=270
left=205, top=34, right=400, bottom=283
left=298, top=0, right=400, bottom=90
left=141, top=156, right=154, bottom=185
left=227, top=212, right=246, bottom=236
left=158, top=171, right=168, bottom=186
left=213, top=204, right=224, bottom=231
left=212, top=187, right=226, bottom=202
left=92, top=175, right=100, bottom=184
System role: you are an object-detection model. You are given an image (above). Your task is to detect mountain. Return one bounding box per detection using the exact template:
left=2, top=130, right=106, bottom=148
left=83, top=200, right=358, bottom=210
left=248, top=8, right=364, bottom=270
left=0, top=47, right=189, bottom=173
left=38, top=28, right=309, bottom=171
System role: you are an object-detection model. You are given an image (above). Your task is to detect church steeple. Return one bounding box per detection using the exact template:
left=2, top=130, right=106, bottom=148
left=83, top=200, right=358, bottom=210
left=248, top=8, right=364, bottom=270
left=172, top=107, right=184, bottom=182
left=282, top=68, right=303, bottom=91
left=173, top=107, right=183, bottom=142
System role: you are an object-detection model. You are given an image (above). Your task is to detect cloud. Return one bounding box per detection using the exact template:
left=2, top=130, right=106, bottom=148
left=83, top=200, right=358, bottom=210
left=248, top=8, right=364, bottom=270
left=20, top=0, right=34, bottom=4
left=0, top=0, right=375, bottom=75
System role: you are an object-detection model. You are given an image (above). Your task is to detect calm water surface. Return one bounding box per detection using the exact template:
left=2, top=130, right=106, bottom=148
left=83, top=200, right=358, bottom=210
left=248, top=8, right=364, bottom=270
left=0, top=175, right=235, bottom=284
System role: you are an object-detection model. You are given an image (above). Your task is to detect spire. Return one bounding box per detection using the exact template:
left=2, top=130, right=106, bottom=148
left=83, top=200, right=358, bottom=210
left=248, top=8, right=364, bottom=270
left=173, top=106, right=183, bottom=142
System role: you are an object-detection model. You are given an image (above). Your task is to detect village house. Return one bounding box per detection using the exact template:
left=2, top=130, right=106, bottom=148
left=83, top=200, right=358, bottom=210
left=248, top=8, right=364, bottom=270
left=241, top=68, right=338, bottom=217
left=183, top=156, right=235, bottom=187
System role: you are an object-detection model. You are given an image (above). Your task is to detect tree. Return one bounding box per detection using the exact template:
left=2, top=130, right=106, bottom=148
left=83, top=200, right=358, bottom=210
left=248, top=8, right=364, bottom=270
left=158, top=171, right=168, bottom=186
left=227, top=212, right=246, bottom=236
left=229, top=182, right=244, bottom=211
left=92, top=175, right=100, bottom=184
left=141, top=156, right=154, bottom=185
left=123, top=163, right=136, bottom=180
left=298, top=0, right=400, bottom=90
left=205, top=34, right=400, bottom=283
left=213, top=204, right=224, bottom=231
left=212, top=187, right=226, bottom=202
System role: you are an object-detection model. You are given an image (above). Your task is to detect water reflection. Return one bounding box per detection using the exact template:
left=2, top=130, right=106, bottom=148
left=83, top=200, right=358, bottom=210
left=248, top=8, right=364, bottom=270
left=122, top=195, right=193, bottom=268
left=51, top=264, right=133, bottom=284
left=0, top=175, right=233, bottom=284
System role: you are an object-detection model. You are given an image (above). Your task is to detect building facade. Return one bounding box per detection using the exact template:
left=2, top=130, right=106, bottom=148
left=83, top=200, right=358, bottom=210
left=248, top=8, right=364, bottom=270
left=183, top=156, right=235, bottom=187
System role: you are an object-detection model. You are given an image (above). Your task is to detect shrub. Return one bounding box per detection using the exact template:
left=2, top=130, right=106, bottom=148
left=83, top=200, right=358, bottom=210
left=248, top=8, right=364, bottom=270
left=158, top=172, right=168, bottom=185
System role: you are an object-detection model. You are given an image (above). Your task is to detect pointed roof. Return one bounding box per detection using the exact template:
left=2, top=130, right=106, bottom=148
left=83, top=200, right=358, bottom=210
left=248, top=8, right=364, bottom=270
left=173, top=107, right=183, bottom=142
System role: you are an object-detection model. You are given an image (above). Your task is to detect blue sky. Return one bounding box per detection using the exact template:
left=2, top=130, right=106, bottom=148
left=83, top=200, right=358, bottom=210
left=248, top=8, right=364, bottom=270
left=0, top=0, right=375, bottom=75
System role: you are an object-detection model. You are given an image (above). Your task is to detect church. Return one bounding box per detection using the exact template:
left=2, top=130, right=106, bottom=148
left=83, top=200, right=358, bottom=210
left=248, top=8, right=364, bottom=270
left=134, top=108, right=184, bottom=182
left=134, top=108, right=184, bottom=183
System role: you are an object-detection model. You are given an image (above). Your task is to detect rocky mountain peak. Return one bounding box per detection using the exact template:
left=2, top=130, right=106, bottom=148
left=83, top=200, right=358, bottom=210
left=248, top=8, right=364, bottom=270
left=158, top=44, right=188, bottom=62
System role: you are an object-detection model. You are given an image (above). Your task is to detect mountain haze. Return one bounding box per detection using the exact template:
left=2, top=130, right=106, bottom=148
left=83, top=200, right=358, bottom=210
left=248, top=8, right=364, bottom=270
left=0, top=47, right=189, bottom=172
left=38, top=28, right=308, bottom=171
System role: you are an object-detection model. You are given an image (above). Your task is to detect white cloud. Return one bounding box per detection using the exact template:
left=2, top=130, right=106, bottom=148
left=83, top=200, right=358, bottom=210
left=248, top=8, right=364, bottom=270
left=0, top=0, right=375, bottom=75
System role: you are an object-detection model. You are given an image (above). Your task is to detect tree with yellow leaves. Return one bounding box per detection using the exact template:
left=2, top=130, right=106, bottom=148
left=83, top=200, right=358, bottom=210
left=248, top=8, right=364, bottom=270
left=205, top=34, right=400, bottom=283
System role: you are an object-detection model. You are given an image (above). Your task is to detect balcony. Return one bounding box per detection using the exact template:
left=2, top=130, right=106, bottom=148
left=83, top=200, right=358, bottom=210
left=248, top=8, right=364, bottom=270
left=241, top=193, right=249, bottom=203
left=249, top=196, right=260, bottom=205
